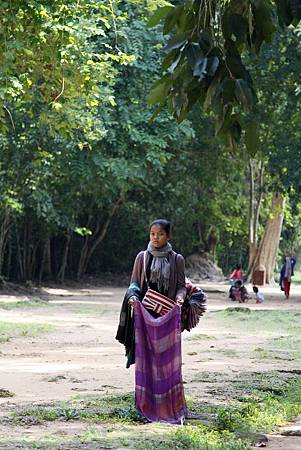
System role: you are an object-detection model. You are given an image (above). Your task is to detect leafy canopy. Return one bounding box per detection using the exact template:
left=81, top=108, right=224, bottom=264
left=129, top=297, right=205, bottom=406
left=0, top=0, right=133, bottom=137
left=148, top=0, right=301, bottom=152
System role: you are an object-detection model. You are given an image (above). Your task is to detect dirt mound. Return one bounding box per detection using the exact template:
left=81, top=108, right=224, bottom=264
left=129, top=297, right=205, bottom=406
left=185, top=252, right=224, bottom=282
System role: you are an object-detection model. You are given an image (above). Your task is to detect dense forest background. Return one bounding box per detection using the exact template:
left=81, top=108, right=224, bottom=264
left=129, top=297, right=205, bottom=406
left=0, top=1, right=300, bottom=283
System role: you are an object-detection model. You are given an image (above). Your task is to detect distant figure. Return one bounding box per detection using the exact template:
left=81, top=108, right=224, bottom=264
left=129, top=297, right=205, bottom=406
left=229, top=282, right=240, bottom=301
left=229, top=280, right=251, bottom=303
left=229, top=264, right=244, bottom=284
left=253, top=285, right=264, bottom=303
left=279, top=256, right=296, bottom=299
left=236, top=280, right=251, bottom=303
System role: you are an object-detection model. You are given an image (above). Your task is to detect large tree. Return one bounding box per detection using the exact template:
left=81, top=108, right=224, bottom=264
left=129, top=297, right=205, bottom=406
left=245, top=27, right=301, bottom=282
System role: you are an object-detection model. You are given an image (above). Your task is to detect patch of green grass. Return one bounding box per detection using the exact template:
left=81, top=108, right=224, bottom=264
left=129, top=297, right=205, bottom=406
left=10, top=393, right=142, bottom=425
left=214, top=377, right=301, bottom=434
left=0, top=433, right=81, bottom=449
left=67, top=304, right=111, bottom=316
left=0, top=425, right=249, bottom=450
left=3, top=376, right=301, bottom=450
left=0, top=321, right=55, bottom=343
left=253, top=348, right=299, bottom=361
left=0, top=297, right=49, bottom=310
left=253, top=348, right=274, bottom=359
left=0, top=388, right=14, bottom=398
left=269, top=336, right=301, bottom=351
left=187, top=333, right=215, bottom=341
left=290, top=270, right=301, bottom=284
left=133, top=426, right=249, bottom=450
left=213, top=309, right=301, bottom=336
left=216, top=349, right=239, bottom=357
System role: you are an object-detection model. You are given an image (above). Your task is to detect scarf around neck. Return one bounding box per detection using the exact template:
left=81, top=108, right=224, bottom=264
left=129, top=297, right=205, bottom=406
left=147, top=241, right=172, bottom=291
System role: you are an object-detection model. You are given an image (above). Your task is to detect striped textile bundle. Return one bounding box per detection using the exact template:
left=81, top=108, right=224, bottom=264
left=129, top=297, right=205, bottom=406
left=187, top=290, right=207, bottom=330
left=134, top=300, right=187, bottom=424
left=142, top=288, right=175, bottom=316
left=181, top=280, right=207, bottom=332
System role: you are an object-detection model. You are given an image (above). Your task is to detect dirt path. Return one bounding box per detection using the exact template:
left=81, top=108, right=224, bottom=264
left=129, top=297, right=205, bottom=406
left=0, top=282, right=301, bottom=449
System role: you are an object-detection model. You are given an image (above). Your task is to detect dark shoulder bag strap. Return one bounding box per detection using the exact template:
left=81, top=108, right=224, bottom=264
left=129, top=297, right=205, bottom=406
left=143, top=250, right=149, bottom=288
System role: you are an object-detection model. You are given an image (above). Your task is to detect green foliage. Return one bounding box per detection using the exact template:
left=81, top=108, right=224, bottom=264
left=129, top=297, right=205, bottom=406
left=148, top=0, right=301, bottom=151
left=0, top=2, right=300, bottom=280
left=0, top=0, right=133, bottom=137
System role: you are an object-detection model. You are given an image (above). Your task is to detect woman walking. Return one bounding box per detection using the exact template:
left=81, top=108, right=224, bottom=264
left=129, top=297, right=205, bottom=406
left=116, top=218, right=187, bottom=424
left=280, top=255, right=296, bottom=299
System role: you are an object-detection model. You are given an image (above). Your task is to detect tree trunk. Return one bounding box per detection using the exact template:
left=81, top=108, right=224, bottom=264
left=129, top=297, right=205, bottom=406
left=0, top=212, right=11, bottom=276
left=246, top=160, right=264, bottom=279
left=77, top=235, right=90, bottom=280
left=5, top=230, right=12, bottom=279
left=251, top=192, right=285, bottom=284
left=15, top=223, right=24, bottom=280
left=39, top=238, right=52, bottom=283
left=57, top=232, right=72, bottom=283
left=207, top=225, right=218, bottom=262
left=23, top=216, right=33, bottom=281
left=77, top=196, right=123, bottom=279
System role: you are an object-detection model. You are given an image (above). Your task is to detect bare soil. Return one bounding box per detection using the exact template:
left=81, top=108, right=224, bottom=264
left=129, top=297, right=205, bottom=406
left=0, top=281, right=301, bottom=449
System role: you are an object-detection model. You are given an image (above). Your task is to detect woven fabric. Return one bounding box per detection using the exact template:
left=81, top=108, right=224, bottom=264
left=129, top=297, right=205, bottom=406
left=142, top=288, right=175, bottom=316
left=134, top=300, right=187, bottom=424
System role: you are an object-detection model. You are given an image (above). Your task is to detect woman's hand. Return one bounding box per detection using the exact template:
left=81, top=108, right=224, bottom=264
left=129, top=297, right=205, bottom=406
left=175, top=295, right=184, bottom=305
left=129, top=296, right=138, bottom=307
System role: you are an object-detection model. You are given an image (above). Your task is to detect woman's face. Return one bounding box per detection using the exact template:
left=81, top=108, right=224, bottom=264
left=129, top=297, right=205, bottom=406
left=150, top=224, right=169, bottom=249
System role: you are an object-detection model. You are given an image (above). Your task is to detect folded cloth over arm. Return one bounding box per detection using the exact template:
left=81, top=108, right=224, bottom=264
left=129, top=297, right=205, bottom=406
left=115, top=282, right=142, bottom=368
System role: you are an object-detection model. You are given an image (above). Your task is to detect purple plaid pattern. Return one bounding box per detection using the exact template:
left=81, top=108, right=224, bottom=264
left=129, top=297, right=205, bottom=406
left=134, top=301, right=187, bottom=424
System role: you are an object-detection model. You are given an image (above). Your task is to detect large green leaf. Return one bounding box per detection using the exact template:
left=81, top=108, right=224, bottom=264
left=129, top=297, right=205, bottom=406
left=164, top=33, right=188, bottom=52
left=225, top=40, right=253, bottom=84
left=221, top=78, right=236, bottom=104
left=193, top=58, right=208, bottom=80
left=198, top=32, right=213, bottom=54
left=245, top=120, right=260, bottom=156
left=172, top=92, right=188, bottom=118
left=275, top=0, right=294, bottom=26
left=227, top=115, right=242, bottom=150
left=148, top=80, right=170, bottom=106
left=162, top=49, right=180, bottom=70
left=215, top=106, right=233, bottom=136
left=147, top=5, right=174, bottom=28
left=228, top=14, right=249, bottom=42
left=163, top=6, right=184, bottom=35
left=169, top=52, right=182, bottom=73
left=206, top=56, right=220, bottom=77
left=204, top=76, right=219, bottom=111
left=251, top=0, right=277, bottom=51
left=186, top=43, right=204, bottom=67
left=234, top=79, right=255, bottom=111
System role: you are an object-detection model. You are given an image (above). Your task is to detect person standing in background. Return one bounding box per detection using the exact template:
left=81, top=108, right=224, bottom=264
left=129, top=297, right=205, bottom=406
left=279, top=256, right=296, bottom=299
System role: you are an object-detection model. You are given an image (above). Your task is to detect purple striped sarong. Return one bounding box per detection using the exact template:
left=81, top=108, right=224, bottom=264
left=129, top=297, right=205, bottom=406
left=134, top=301, right=187, bottom=424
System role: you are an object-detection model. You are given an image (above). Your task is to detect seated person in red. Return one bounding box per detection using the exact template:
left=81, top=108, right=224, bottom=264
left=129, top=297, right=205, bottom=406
left=230, top=264, right=244, bottom=283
